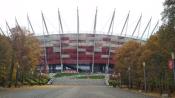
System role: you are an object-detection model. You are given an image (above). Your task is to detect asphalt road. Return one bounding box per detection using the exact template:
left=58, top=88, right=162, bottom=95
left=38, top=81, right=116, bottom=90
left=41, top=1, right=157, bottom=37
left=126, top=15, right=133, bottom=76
left=0, top=85, right=156, bottom=98
left=0, top=77, right=157, bottom=98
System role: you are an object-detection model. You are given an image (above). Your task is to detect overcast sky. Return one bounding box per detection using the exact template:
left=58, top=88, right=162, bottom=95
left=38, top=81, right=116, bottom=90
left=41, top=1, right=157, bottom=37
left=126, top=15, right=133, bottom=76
left=0, top=0, right=164, bottom=38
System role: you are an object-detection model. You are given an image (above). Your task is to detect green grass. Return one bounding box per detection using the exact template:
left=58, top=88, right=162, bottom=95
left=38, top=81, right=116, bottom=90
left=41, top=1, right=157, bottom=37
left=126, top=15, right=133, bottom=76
left=54, top=73, right=80, bottom=77
left=54, top=73, right=105, bottom=79
left=108, top=80, right=120, bottom=87
left=22, top=75, right=50, bottom=85
left=76, top=75, right=105, bottom=79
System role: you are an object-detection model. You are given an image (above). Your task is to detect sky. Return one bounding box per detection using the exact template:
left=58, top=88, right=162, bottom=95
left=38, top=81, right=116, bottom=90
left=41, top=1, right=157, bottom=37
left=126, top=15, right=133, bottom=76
left=0, top=0, right=164, bottom=39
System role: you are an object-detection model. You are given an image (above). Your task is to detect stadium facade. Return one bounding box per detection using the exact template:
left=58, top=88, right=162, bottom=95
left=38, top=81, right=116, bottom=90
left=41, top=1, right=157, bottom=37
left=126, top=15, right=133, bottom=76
left=37, top=34, right=143, bottom=73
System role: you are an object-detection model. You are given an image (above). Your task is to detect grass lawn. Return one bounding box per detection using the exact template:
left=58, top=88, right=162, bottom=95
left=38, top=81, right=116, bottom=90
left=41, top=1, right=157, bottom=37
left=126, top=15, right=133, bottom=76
left=54, top=73, right=105, bottom=79
left=76, top=75, right=105, bottom=79
left=54, top=73, right=81, bottom=77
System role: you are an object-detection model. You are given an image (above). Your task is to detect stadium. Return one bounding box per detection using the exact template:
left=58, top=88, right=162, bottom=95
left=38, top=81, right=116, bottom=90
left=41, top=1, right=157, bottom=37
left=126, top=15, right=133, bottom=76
left=37, top=34, right=143, bottom=73
left=35, top=9, right=158, bottom=73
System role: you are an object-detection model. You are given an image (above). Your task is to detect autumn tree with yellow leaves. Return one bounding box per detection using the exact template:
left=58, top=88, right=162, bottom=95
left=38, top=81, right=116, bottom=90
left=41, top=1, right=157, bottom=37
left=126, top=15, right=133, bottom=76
left=0, top=35, right=12, bottom=87
left=9, top=26, right=42, bottom=86
left=0, top=26, right=42, bottom=87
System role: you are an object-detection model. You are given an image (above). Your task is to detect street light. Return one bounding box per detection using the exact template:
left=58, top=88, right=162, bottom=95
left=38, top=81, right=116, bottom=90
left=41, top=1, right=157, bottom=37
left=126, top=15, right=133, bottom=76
left=15, top=65, right=19, bottom=87
left=39, top=66, right=42, bottom=85
left=143, top=62, right=146, bottom=92
left=128, top=66, right=131, bottom=88
left=30, top=68, right=33, bottom=80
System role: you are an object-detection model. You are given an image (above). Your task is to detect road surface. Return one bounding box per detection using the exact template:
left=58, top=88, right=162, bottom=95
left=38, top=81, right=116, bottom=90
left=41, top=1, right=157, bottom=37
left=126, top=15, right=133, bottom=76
left=0, top=77, right=156, bottom=98
left=0, top=85, right=156, bottom=98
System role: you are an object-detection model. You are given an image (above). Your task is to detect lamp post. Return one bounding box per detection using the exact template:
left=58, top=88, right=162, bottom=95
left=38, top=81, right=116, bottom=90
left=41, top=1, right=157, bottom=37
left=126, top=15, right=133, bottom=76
left=15, top=65, right=19, bottom=87
left=128, top=66, right=131, bottom=88
left=39, top=66, right=42, bottom=85
left=30, top=68, right=33, bottom=79
left=143, top=62, right=146, bottom=92
left=118, top=72, right=122, bottom=87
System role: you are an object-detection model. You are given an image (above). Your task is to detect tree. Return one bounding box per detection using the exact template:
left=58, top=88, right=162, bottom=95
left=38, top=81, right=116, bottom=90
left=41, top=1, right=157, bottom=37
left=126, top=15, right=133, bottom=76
left=114, top=40, right=143, bottom=88
left=141, top=35, right=170, bottom=92
left=160, top=0, right=175, bottom=52
left=162, top=0, right=175, bottom=26
left=8, top=26, right=41, bottom=86
left=158, top=0, right=175, bottom=93
left=0, top=35, right=12, bottom=86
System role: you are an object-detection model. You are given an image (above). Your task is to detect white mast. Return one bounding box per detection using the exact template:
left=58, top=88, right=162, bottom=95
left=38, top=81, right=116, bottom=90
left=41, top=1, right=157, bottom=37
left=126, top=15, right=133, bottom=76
left=27, top=14, right=35, bottom=34
left=76, top=7, right=79, bottom=72
left=0, top=27, right=6, bottom=36
left=41, top=11, right=49, bottom=73
left=92, top=8, right=98, bottom=73
left=120, top=11, right=130, bottom=36
left=5, top=21, right=11, bottom=37
left=150, top=20, right=159, bottom=36
left=58, top=9, right=64, bottom=72
left=131, top=14, right=142, bottom=37
left=140, top=17, right=152, bottom=39
left=106, top=9, right=115, bottom=73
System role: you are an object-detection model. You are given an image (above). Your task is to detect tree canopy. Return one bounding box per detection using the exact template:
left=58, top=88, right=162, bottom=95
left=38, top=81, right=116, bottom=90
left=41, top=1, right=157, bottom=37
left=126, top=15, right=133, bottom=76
left=0, top=26, right=42, bottom=87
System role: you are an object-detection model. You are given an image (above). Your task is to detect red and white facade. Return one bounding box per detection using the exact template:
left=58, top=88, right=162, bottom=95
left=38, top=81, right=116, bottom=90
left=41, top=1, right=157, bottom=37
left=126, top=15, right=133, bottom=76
left=37, top=33, right=142, bottom=73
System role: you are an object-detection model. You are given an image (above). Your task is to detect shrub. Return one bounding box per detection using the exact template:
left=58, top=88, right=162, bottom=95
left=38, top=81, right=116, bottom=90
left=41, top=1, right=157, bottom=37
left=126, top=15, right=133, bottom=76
left=108, top=80, right=119, bottom=88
